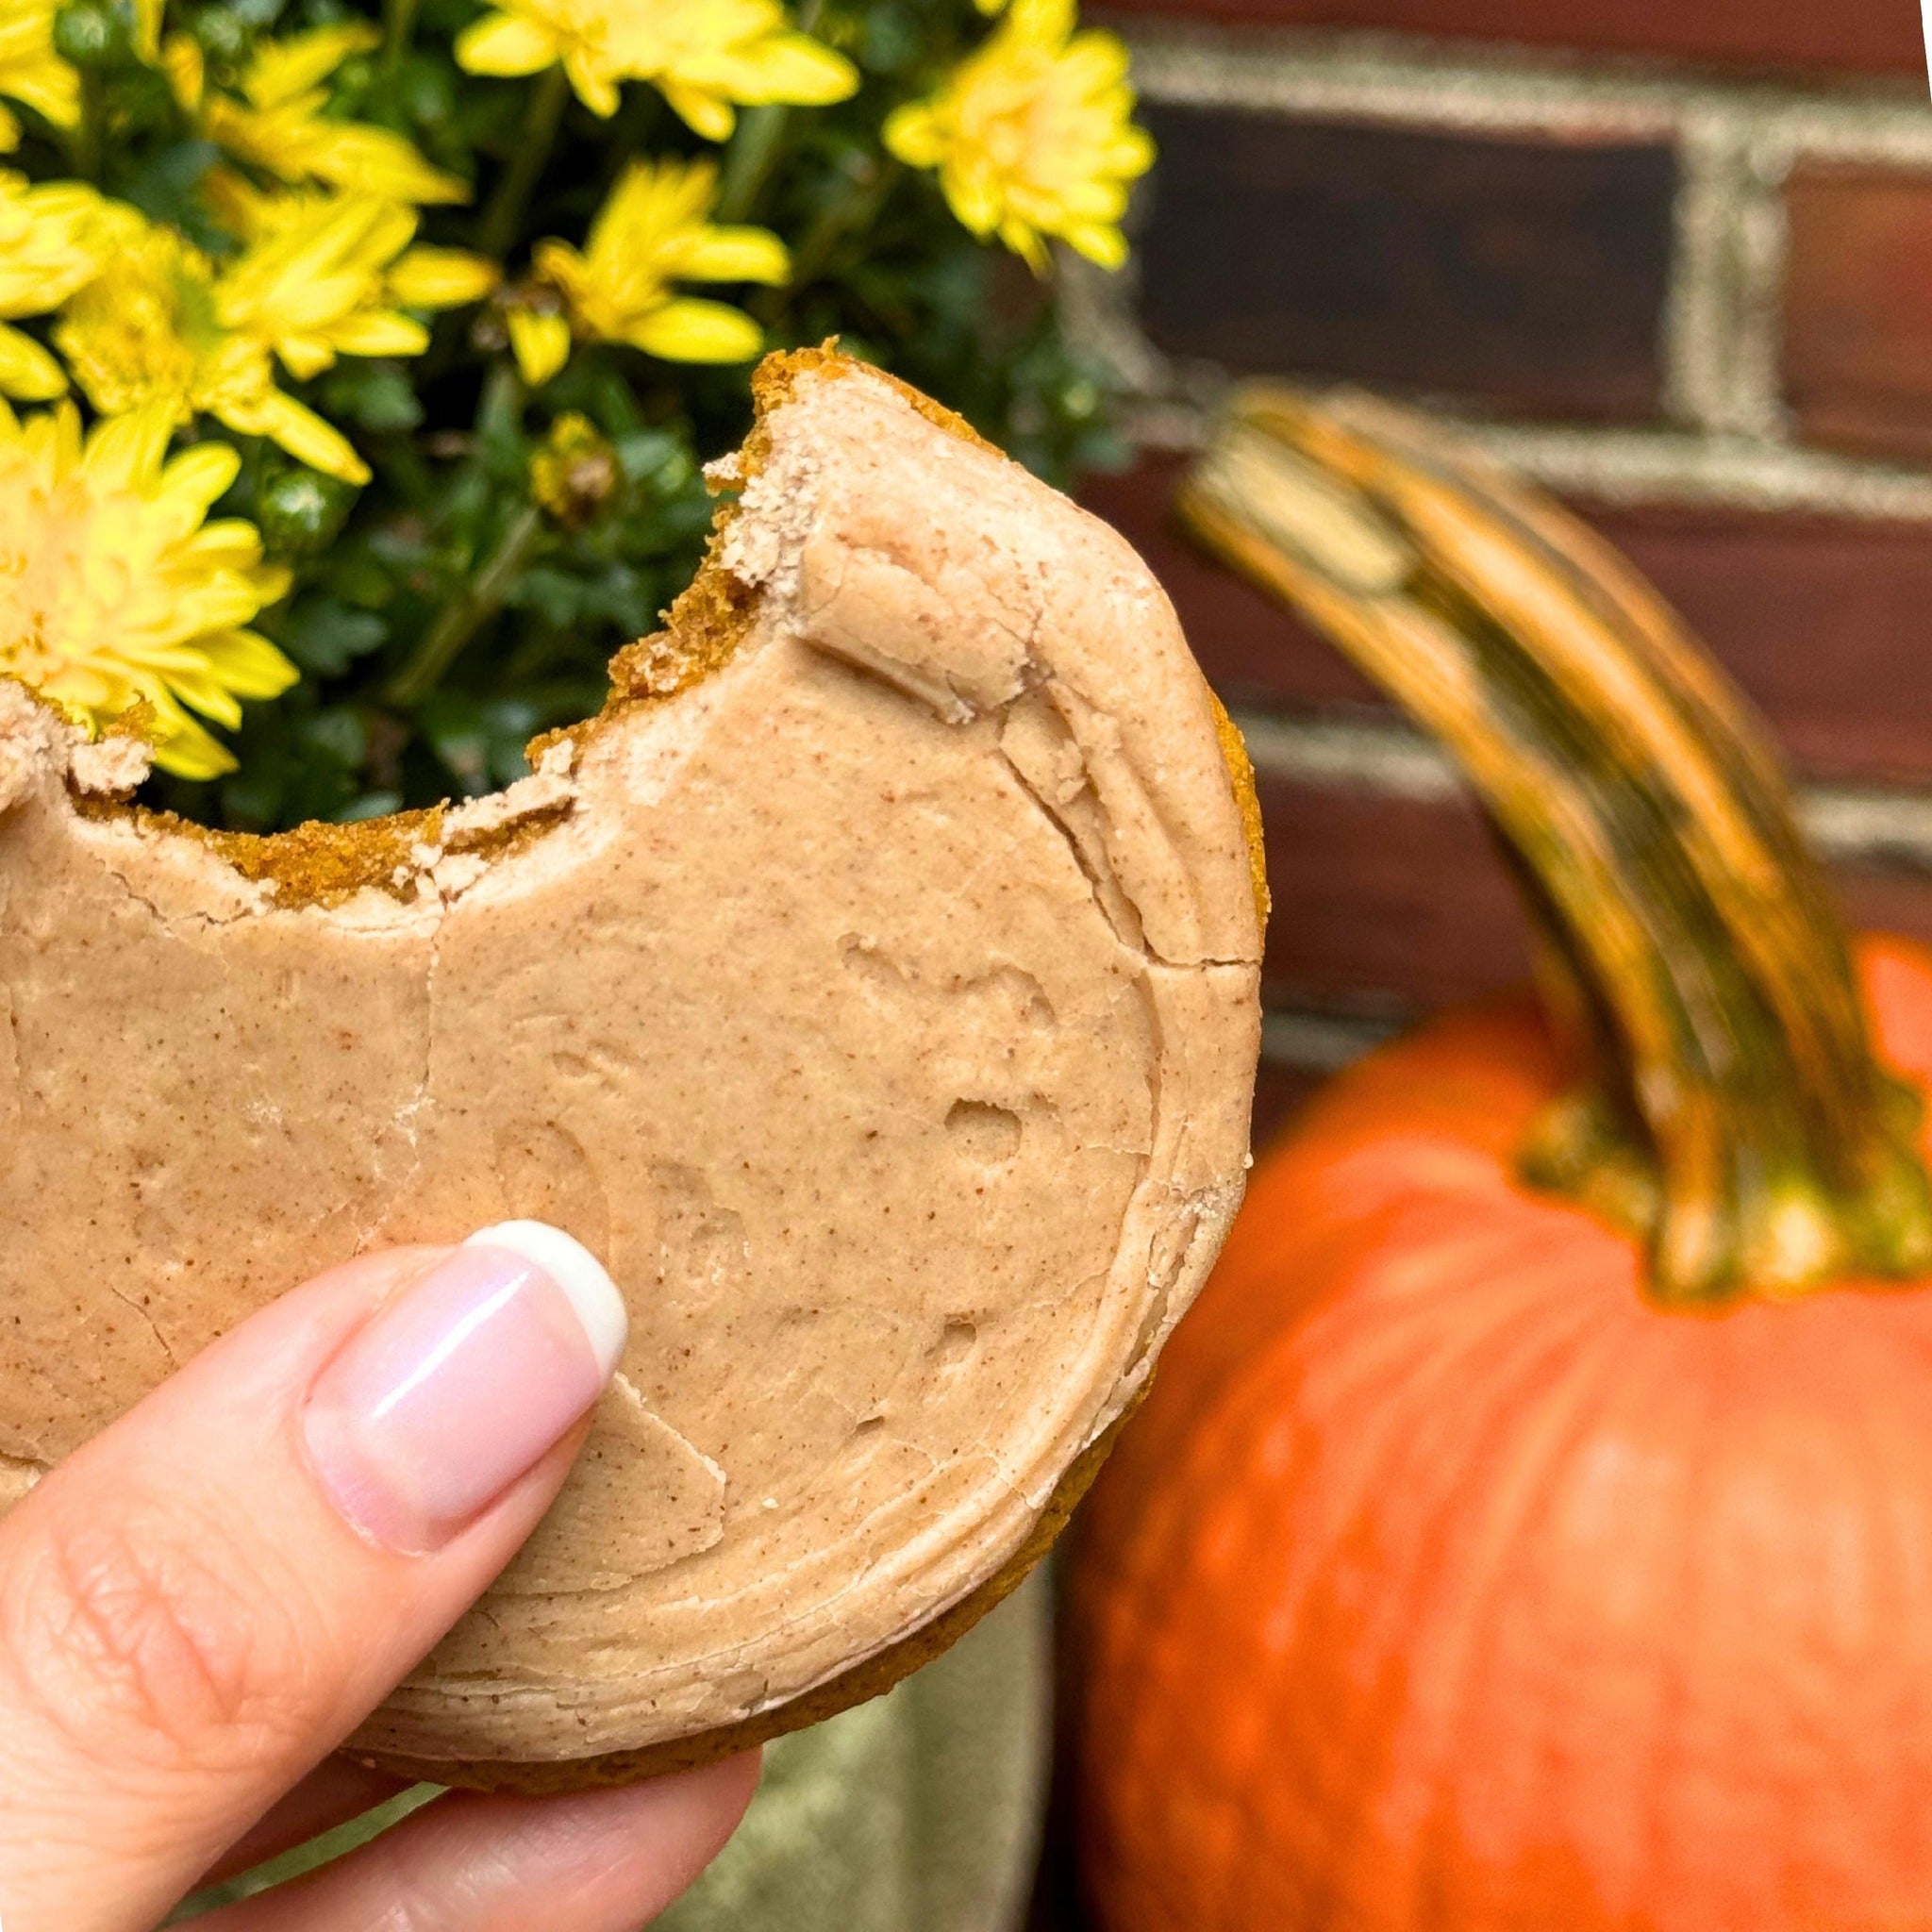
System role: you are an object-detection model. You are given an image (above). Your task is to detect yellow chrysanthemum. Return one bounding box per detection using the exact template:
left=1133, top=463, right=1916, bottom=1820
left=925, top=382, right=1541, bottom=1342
left=202, top=23, right=469, bottom=206
left=883, top=0, right=1152, bottom=273
left=510, top=157, right=786, bottom=384
left=204, top=171, right=502, bottom=318
left=0, top=0, right=77, bottom=152
left=0, top=401, right=296, bottom=778
left=0, top=171, right=138, bottom=399
left=456, top=0, right=856, bottom=139
left=57, top=197, right=495, bottom=486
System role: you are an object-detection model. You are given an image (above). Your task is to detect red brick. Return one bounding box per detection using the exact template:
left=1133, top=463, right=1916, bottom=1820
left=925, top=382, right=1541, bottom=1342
left=1786, top=166, right=1932, bottom=462
left=1254, top=775, right=1932, bottom=1013
left=1251, top=1059, right=1327, bottom=1149
left=1096, top=0, right=1925, bottom=78
left=1139, top=109, right=1674, bottom=422
left=1257, top=775, right=1530, bottom=1008
left=1082, top=457, right=1932, bottom=784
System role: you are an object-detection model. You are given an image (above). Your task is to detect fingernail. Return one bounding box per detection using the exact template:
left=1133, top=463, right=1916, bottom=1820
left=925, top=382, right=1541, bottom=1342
left=303, top=1222, right=628, bottom=1554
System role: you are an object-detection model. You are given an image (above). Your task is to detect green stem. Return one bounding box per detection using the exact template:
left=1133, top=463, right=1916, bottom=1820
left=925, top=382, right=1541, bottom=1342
left=69, top=71, right=102, bottom=183
left=712, top=0, right=826, bottom=223
left=382, top=0, right=419, bottom=67
left=713, top=105, right=792, bottom=225
left=756, top=158, right=902, bottom=322
left=478, top=66, right=569, bottom=261
left=383, top=505, right=544, bottom=708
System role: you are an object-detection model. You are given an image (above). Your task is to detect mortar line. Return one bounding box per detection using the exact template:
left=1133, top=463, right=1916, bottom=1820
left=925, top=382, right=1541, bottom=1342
left=1229, top=708, right=1932, bottom=869
left=1116, top=19, right=1932, bottom=169
left=1121, top=400, right=1932, bottom=520
left=1663, top=111, right=1790, bottom=438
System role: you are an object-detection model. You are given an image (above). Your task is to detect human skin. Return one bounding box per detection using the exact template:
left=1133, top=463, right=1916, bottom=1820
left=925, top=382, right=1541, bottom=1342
left=0, top=1225, right=758, bottom=1932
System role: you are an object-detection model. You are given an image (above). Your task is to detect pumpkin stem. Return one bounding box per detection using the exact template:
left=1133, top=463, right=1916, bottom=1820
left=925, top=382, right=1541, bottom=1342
left=1180, top=385, right=1932, bottom=1305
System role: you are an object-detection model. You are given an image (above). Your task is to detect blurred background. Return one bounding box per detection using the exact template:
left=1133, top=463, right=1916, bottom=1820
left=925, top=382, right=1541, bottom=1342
left=1036, top=0, right=1932, bottom=1920
left=1066, top=0, right=1932, bottom=1154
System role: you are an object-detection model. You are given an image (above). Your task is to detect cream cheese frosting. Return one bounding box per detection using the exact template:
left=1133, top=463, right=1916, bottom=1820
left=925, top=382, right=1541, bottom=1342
left=0, top=354, right=1262, bottom=1774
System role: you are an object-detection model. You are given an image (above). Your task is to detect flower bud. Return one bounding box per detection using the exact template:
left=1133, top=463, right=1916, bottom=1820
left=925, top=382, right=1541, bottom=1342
left=54, top=0, right=131, bottom=66
left=531, top=414, right=619, bottom=529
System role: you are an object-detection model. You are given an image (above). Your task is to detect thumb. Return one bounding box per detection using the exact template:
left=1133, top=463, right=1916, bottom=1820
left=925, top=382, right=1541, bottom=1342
left=0, top=1224, right=627, bottom=1932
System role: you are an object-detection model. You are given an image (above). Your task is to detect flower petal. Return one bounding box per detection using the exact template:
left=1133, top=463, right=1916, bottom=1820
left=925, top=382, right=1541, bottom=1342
left=627, top=296, right=762, bottom=363
left=707, top=35, right=858, bottom=108
left=161, top=31, right=204, bottom=109
left=562, top=46, right=622, bottom=116
left=273, top=335, right=336, bottom=380
left=302, top=125, right=469, bottom=205
left=324, top=310, right=430, bottom=359
left=159, top=441, right=243, bottom=513
left=508, top=309, right=572, bottom=386
left=0, top=321, right=64, bottom=399
left=882, top=104, right=942, bottom=168
left=222, top=389, right=371, bottom=485
left=658, top=79, right=736, bottom=142
left=197, top=628, right=301, bottom=700
left=387, top=246, right=500, bottom=308
left=151, top=708, right=238, bottom=778
left=455, top=12, right=559, bottom=77
left=244, top=22, right=381, bottom=108
left=82, top=407, right=173, bottom=491
left=673, top=225, right=790, bottom=286
left=997, top=216, right=1050, bottom=274
left=1059, top=220, right=1126, bottom=269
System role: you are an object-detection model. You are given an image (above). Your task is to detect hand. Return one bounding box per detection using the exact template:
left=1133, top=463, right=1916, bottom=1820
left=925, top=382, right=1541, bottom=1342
left=0, top=1224, right=758, bottom=1932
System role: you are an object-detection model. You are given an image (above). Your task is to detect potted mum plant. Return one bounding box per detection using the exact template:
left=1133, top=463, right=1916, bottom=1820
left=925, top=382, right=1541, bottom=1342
left=0, top=0, right=1147, bottom=828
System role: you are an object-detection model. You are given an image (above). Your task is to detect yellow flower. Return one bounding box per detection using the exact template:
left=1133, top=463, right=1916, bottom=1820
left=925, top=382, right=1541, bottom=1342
left=511, top=157, right=785, bottom=384
left=0, top=401, right=296, bottom=778
left=530, top=411, right=618, bottom=525
left=57, top=197, right=495, bottom=486
left=203, top=23, right=469, bottom=206
left=0, top=0, right=77, bottom=151
left=883, top=0, right=1152, bottom=273
left=205, top=171, right=501, bottom=319
left=160, top=28, right=204, bottom=111
left=456, top=0, right=857, bottom=138
left=0, top=171, right=138, bottom=399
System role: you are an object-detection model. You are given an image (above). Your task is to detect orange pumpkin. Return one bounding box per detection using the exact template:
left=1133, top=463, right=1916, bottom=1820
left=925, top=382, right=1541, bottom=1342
left=1069, top=391, right=1932, bottom=1930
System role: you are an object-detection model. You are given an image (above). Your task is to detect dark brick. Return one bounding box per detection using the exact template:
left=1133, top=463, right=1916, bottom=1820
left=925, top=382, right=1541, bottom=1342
left=1252, top=1058, right=1329, bottom=1147
left=1136, top=108, right=1675, bottom=420
left=1097, top=0, right=1925, bottom=78
left=1257, top=776, right=1530, bottom=1008
left=1082, top=457, right=1932, bottom=784
left=1254, top=775, right=1932, bottom=1013
left=1786, top=166, right=1932, bottom=462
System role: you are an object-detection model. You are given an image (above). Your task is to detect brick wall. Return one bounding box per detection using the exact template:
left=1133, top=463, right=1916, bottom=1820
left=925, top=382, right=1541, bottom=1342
left=1065, top=0, right=1932, bottom=1150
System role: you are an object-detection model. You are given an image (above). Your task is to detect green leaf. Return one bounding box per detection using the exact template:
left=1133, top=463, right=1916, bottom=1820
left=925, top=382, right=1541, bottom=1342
left=508, top=566, right=584, bottom=628
left=319, top=362, right=425, bottom=434
left=275, top=599, right=390, bottom=676
left=124, top=141, right=225, bottom=248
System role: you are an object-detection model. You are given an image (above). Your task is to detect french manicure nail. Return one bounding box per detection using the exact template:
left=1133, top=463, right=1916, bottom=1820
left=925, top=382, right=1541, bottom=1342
left=303, top=1221, right=628, bottom=1554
